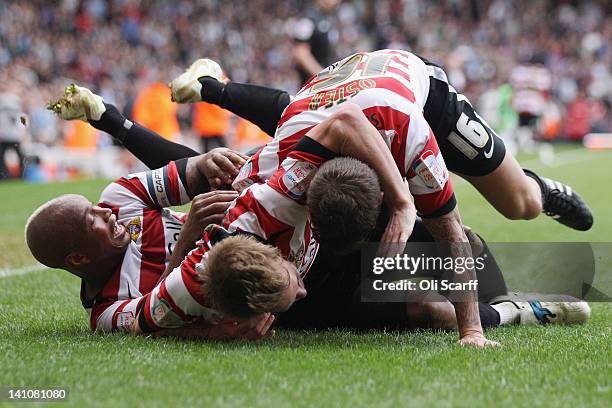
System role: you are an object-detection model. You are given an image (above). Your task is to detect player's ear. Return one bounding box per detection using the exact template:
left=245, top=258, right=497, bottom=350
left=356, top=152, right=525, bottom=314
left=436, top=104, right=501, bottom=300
left=65, top=252, right=91, bottom=267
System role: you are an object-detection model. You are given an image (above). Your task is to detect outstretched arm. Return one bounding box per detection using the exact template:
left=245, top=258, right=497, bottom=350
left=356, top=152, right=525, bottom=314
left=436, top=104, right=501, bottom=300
left=422, top=207, right=500, bottom=347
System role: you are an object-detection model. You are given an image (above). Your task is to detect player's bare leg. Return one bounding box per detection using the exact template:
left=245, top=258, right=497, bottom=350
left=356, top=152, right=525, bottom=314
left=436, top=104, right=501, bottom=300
left=459, top=151, right=593, bottom=231
left=458, top=152, right=542, bottom=220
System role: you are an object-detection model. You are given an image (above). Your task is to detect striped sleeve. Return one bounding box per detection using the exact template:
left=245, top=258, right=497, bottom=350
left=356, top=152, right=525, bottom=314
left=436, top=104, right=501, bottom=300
left=224, top=184, right=303, bottom=241
left=99, top=159, right=191, bottom=211
left=266, top=136, right=335, bottom=204
left=136, top=244, right=222, bottom=333
left=405, top=113, right=456, bottom=218
left=90, top=297, right=144, bottom=332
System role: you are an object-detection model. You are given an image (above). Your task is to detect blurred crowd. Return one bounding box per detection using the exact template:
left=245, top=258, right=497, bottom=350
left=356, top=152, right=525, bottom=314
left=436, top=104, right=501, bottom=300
left=0, top=0, right=610, bottom=179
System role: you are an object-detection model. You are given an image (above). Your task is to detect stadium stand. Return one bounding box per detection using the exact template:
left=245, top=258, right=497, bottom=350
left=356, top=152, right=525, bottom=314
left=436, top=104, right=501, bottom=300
left=0, top=0, right=609, bottom=179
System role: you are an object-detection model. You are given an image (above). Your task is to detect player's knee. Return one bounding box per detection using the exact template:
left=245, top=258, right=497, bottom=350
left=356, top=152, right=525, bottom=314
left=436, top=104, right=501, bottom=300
left=501, top=189, right=542, bottom=220
left=405, top=301, right=456, bottom=331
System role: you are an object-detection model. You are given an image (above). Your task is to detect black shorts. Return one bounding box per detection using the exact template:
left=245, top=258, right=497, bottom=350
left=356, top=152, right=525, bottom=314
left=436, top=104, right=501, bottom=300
left=276, top=213, right=508, bottom=331
left=275, top=245, right=411, bottom=331
left=422, top=60, right=506, bottom=177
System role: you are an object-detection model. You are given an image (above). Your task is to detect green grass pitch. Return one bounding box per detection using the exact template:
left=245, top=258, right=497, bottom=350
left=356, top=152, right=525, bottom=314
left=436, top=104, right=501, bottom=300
left=0, top=146, right=610, bottom=407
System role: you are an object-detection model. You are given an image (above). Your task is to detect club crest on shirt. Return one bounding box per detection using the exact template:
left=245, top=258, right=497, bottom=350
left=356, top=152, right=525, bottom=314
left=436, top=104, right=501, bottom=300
left=127, top=217, right=142, bottom=242
left=281, top=160, right=317, bottom=201
left=413, top=150, right=447, bottom=191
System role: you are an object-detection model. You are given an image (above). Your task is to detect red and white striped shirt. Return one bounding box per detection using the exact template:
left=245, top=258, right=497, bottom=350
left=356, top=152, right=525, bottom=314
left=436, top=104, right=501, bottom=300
left=128, top=50, right=458, bottom=332
left=233, top=49, right=454, bottom=217
left=82, top=160, right=216, bottom=332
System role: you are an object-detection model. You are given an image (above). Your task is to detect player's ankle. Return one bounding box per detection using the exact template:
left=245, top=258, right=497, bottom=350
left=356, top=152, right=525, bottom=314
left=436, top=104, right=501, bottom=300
left=491, top=302, right=520, bottom=325
left=89, top=103, right=128, bottom=140
left=199, top=77, right=225, bottom=104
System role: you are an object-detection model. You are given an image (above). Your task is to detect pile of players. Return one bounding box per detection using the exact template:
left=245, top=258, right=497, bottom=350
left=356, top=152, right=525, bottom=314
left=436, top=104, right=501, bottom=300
left=26, top=49, right=593, bottom=347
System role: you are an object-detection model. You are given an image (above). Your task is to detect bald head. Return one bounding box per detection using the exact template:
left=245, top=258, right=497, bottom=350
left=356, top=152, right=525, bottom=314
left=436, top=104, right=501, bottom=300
left=25, top=194, right=89, bottom=269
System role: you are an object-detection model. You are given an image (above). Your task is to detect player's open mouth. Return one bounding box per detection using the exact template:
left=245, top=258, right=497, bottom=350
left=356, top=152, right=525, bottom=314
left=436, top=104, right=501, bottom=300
left=110, top=217, right=125, bottom=239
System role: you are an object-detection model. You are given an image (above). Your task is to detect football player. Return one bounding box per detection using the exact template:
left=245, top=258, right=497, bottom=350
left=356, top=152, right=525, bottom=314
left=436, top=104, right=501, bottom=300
left=168, top=50, right=594, bottom=346
left=38, top=83, right=590, bottom=346
left=170, top=53, right=593, bottom=232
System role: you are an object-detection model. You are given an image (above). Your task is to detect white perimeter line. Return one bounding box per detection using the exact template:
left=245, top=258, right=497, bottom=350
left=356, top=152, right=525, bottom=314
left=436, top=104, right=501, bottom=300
left=0, top=264, right=48, bottom=278
left=520, top=147, right=612, bottom=169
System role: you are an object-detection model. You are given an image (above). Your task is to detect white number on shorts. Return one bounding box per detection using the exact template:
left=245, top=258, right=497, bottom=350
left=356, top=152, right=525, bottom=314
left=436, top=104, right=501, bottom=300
left=456, top=112, right=489, bottom=148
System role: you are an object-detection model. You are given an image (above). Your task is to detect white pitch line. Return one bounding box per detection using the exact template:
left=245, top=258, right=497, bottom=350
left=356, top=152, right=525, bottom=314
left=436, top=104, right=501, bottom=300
left=519, top=147, right=612, bottom=169
left=0, top=264, right=48, bottom=278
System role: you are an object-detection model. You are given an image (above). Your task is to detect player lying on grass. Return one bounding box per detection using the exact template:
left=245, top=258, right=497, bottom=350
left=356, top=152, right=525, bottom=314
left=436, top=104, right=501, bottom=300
left=169, top=51, right=593, bottom=232
left=24, top=151, right=284, bottom=340
left=50, top=79, right=499, bottom=347
left=34, top=85, right=590, bottom=345
left=167, top=50, right=596, bottom=345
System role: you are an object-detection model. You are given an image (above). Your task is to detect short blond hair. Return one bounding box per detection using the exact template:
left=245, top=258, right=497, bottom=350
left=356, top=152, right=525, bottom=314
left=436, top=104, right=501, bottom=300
left=199, top=235, right=287, bottom=318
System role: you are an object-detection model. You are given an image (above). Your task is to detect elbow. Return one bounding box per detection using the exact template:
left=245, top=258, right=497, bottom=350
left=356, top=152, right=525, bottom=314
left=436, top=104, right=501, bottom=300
left=308, top=104, right=365, bottom=153
left=327, top=104, right=364, bottom=138
left=330, top=103, right=363, bottom=124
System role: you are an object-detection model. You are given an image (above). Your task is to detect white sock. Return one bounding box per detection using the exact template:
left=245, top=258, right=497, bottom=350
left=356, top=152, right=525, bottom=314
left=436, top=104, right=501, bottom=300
left=491, top=302, right=520, bottom=325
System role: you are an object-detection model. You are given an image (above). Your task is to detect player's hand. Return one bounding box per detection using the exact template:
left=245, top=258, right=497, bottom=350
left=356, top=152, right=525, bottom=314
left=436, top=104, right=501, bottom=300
left=183, top=190, right=238, bottom=240
left=459, top=332, right=501, bottom=348
left=202, top=148, right=249, bottom=188
left=379, top=202, right=416, bottom=258
left=205, top=313, right=276, bottom=341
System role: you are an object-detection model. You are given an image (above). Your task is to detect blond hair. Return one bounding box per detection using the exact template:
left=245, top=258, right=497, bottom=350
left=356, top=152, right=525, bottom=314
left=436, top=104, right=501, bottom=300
left=199, top=235, right=287, bottom=318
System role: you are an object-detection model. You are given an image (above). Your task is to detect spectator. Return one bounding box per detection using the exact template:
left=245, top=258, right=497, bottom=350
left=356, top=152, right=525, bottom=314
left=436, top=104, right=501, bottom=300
left=0, top=0, right=608, bottom=169
left=0, top=91, right=26, bottom=179
left=192, top=102, right=231, bottom=152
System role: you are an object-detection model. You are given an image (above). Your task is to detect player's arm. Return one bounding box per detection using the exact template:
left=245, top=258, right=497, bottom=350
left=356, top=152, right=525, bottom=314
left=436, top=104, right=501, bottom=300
left=156, top=153, right=247, bottom=281
left=136, top=314, right=276, bottom=341
left=159, top=190, right=237, bottom=283
left=101, top=149, right=245, bottom=213
left=421, top=209, right=499, bottom=347
left=289, top=17, right=324, bottom=77
left=293, top=42, right=324, bottom=77
left=91, top=288, right=274, bottom=340
left=130, top=263, right=274, bottom=340
left=304, top=103, right=416, bottom=247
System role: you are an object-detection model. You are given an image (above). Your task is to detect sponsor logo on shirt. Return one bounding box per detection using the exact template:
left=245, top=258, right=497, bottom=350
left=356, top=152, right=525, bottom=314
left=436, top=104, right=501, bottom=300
left=281, top=161, right=317, bottom=201
left=413, top=150, right=447, bottom=191
left=116, top=311, right=135, bottom=331
left=152, top=297, right=183, bottom=327
left=232, top=161, right=254, bottom=192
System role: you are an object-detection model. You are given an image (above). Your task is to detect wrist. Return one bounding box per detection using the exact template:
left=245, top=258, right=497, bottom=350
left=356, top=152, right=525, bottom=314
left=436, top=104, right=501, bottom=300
left=459, top=326, right=484, bottom=338
left=390, top=197, right=414, bottom=212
